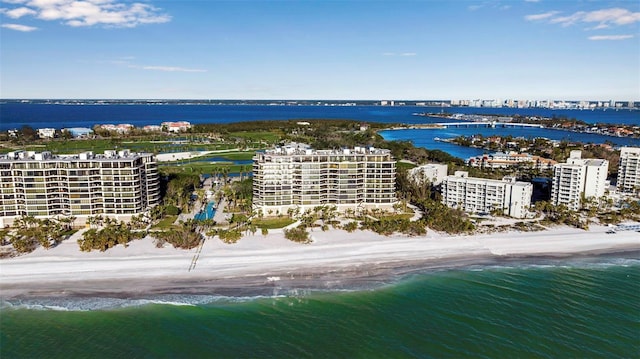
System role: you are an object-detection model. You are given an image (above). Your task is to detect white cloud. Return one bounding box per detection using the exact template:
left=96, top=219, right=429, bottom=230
left=582, top=8, right=640, bottom=26
left=588, top=34, right=634, bottom=41
left=4, top=6, right=36, bottom=18
left=526, top=7, right=640, bottom=28
left=130, top=65, right=207, bottom=73
left=525, top=11, right=559, bottom=21
left=383, top=52, right=417, bottom=57
left=524, top=0, right=540, bottom=2
left=0, top=0, right=170, bottom=28
left=549, top=12, right=586, bottom=27
left=1, top=22, right=37, bottom=31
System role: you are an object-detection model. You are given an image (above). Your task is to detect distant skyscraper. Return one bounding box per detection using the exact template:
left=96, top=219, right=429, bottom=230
left=617, top=147, right=640, bottom=195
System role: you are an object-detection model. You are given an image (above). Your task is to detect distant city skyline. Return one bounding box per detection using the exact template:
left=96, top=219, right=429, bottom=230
left=1, top=0, right=639, bottom=100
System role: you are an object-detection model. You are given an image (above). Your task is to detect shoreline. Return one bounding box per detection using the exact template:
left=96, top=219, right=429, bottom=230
left=1, top=225, right=639, bottom=300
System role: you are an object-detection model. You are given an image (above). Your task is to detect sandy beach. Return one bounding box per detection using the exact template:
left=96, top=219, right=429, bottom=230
left=1, top=225, right=638, bottom=298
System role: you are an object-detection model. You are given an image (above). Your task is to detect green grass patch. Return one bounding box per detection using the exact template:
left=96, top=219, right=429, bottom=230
left=378, top=213, right=414, bottom=221
left=396, top=161, right=417, bottom=171
left=216, top=151, right=256, bottom=160
left=253, top=217, right=296, bottom=229
left=160, top=162, right=253, bottom=175
left=152, top=215, right=178, bottom=229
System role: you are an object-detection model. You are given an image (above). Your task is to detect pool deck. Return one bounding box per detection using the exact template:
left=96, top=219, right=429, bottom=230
left=176, top=176, right=229, bottom=225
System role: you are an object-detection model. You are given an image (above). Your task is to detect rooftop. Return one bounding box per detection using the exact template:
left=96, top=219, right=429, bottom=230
left=263, top=146, right=391, bottom=156
left=0, top=149, right=152, bottom=162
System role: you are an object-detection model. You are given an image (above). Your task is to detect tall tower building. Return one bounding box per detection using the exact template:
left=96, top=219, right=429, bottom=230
left=617, top=147, right=640, bottom=195
left=253, top=146, right=396, bottom=215
left=0, top=150, right=160, bottom=227
left=551, top=150, right=609, bottom=211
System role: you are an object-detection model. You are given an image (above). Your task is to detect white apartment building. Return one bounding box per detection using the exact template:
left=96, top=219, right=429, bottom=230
left=441, top=171, right=532, bottom=219
left=617, top=147, right=640, bottom=195
left=409, top=163, right=448, bottom=186
left=468, top=152, right=557, bottom=170
left=253, top=146, right=396, bottom=215
left=161, top=121, right=191, bottom=133
left=37, top=128, right=56, bottom=139
left=0, top=150, right=160, bottom=227
left=551, top=150, right=609, bottom=211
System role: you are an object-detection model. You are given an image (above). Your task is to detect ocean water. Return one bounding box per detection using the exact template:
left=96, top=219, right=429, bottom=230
left=2, top=256, right=639, bottom=358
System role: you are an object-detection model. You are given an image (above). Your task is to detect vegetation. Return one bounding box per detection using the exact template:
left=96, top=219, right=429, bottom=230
left=6, top=215, right=75, bottom=254
left=79, top=217, right=144, bottom=252
left=252, top=217, right=296, bottom=229
left=343, top=221, right=359, bottom=232
left=283, top=226, right=311, bottom=243
left=396, top=168, right=475, bottom=234
left=151, top=215, right=178, bottom=229
left=163, top=173, right=200, bottom=212
left=217, top=229, right=242, bottom=244
left=152, top=220, right=204, bottom=249
left=360, top=216, right=427, bottom=236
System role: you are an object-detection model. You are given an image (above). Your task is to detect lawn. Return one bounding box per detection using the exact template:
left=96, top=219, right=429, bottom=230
left=151, top=215, right=178, bottom=229
left=252, top=217, right=296, bottom=229
left=228, top=131, right=281, bottom=143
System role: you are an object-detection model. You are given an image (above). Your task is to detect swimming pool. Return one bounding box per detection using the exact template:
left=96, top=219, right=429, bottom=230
left=194, top=202, right=216, bottom=221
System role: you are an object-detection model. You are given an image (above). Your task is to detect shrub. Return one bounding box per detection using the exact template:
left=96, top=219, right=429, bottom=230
left=218, top=229, right=242, bottom=244
left=164, top=205, right=181, bottom=216
left=152, top=220, right=203, bottom=250
left=283, top=226, right=310, bottom=243
left=343, top=221, right=358, bottom=233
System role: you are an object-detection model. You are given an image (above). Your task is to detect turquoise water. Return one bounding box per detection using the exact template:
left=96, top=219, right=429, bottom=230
left=2, top=256, right=639, bottom=358
left=194, top=202, right=216, bottom=221
left=380, top=127, right=640, bottom=160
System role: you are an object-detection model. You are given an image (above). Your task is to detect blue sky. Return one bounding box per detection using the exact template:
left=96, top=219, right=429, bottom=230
left=1, top=0, right=638, bottom=100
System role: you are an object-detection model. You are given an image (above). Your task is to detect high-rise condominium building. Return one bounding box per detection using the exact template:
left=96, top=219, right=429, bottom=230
left=617, top=147, right=640, bottom=195
left=252, top=146, right=396, bottom=215
left=551, top=150, right=609, bottom=211
left=0, top=150, right=160, bottom=227
left=441, top=171, right=532, bottom=219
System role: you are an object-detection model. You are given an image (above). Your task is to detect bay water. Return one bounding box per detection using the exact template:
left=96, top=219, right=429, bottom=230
left=1, top=104, right=639, bottom=159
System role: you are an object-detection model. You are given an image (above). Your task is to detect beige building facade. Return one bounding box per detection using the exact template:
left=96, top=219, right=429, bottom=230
left=551, top=150, right=609, bottom=211
left=0, top=150, right=160, bottom=227
left=617, top=147, right=640, bottom=195
left=252, top=146, right=396, bottom=215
